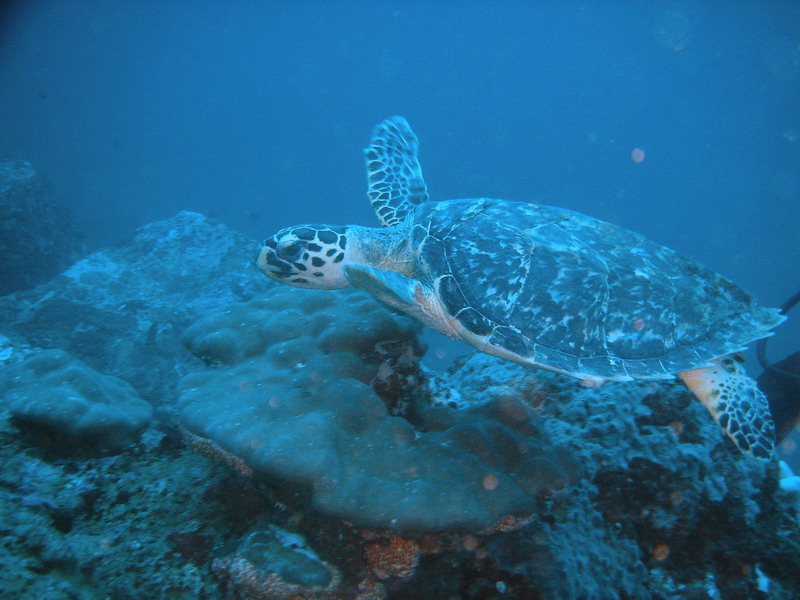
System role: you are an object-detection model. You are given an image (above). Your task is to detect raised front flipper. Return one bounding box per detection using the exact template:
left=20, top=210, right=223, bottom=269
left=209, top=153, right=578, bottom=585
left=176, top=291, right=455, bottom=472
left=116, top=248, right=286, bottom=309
left=679, top=357, right=775, bottom=459
left=364, top=116, right=429, bottom=227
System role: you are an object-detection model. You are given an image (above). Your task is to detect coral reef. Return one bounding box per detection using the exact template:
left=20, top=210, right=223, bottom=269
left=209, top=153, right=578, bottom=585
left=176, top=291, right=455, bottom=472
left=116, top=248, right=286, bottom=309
left=0, top=407, right=231, bottom=598
left=0, top=349, right=152, bottom=451
left=0, top=211, right=798, bottom=599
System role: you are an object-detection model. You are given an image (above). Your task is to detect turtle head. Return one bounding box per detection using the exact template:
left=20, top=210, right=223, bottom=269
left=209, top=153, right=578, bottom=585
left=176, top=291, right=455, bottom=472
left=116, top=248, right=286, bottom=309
left=256, top=224, right=351, bottom=289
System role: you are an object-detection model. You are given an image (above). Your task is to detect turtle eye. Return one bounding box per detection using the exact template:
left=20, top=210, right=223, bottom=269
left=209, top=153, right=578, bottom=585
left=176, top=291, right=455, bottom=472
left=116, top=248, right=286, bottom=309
left=278, top=240, right=304, bottom=261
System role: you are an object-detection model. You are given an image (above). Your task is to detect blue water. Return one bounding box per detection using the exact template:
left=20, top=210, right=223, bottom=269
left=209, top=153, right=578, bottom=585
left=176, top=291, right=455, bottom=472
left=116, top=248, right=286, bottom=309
left=1, top=1, right=798, bottom=364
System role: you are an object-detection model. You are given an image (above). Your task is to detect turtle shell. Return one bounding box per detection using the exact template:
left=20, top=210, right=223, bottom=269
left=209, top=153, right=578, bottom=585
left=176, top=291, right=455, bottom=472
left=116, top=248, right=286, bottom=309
left=408, top=198, right=783, bottom=380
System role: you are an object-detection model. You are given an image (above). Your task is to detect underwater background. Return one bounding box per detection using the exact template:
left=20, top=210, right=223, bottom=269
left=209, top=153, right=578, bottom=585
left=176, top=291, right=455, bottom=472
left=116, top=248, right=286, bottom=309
left=2, top=0, right=799, bottom=363
left=1, top=1, right=800, bottom=599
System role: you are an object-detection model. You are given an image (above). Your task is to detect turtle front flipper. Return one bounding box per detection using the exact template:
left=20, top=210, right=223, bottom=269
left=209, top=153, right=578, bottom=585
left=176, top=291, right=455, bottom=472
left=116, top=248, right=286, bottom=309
left=364, top=116, right=429, bottom=227
left=344, top=264, right=421, bottom=308
left=344, top=264, right=463, bottom=340
left=679, top=357, right=775, bottom=459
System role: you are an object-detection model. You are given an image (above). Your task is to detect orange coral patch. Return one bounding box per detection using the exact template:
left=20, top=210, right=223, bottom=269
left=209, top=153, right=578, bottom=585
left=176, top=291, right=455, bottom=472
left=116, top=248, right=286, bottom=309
left=363, top=536, right=422, bottom=580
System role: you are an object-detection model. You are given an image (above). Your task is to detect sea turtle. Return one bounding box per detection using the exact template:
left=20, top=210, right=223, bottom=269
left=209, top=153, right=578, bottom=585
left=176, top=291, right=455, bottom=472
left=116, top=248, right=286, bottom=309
left=257, top=116, right=785, bottom=459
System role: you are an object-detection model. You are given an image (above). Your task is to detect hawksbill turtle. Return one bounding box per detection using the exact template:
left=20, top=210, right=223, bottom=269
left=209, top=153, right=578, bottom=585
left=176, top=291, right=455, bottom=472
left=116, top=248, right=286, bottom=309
left=257, top=116, right=785, bottom=459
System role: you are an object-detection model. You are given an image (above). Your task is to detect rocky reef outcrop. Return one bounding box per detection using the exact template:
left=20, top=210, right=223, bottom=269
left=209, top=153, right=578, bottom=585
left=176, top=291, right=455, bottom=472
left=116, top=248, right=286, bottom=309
left=0, top=210, right=271, bottom=406
left=0, top=159, right=84, bottom=295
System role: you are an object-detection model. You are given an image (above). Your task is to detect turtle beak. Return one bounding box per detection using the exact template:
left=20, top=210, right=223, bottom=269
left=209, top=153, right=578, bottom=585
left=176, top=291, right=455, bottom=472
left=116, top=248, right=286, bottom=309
left=255, top=245, right=284, bottom=277
left=255, top=245, right=296, bottom=280
left=255, top=246, right=269, bottom=272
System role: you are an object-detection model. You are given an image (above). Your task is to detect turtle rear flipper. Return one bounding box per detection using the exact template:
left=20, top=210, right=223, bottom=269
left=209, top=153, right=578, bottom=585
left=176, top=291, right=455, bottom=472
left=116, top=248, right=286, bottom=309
left=679, top=357, right=775, bottom=459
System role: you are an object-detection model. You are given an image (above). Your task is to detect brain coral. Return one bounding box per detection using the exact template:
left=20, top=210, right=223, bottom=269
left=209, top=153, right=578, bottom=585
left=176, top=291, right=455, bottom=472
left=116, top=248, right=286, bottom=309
left=0, top=349, right=152, bottom=451
left=178, top=287, right=575, bottom=532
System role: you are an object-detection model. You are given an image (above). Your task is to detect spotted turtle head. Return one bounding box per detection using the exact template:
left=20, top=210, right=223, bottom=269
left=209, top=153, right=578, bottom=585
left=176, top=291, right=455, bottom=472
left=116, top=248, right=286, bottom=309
left=256, top=224, right=350, bottom=289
